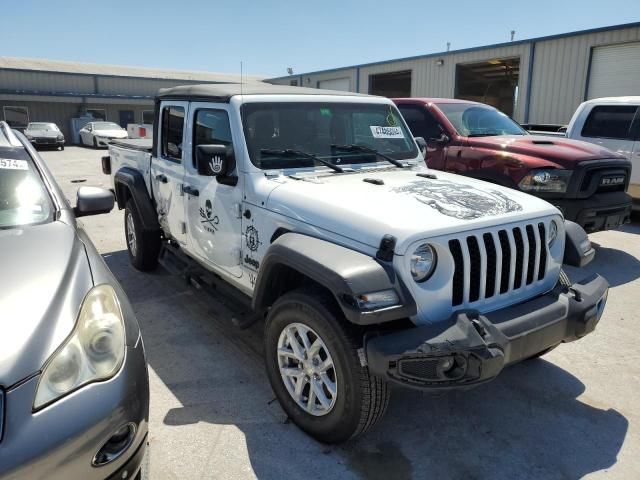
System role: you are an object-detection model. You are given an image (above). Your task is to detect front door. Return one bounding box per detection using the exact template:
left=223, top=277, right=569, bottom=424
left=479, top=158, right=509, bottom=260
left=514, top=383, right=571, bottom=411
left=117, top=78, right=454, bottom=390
left=397, top=104, right=447, bottom=169
left=150, top=101, right=188, bottom=244
left=183, top=104, right=243, bottom=278
left=119, top=110, right=135, bottom=128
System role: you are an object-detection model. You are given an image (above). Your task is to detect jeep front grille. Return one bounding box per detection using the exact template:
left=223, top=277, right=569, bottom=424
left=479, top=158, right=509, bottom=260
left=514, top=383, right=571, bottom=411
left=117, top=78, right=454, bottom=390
left=449, top=222, right=548, bottom=307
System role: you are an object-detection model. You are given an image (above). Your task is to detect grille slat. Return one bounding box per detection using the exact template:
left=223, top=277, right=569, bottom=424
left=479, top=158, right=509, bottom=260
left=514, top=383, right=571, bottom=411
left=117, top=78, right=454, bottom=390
left=448, top=222, right=551, bottom=308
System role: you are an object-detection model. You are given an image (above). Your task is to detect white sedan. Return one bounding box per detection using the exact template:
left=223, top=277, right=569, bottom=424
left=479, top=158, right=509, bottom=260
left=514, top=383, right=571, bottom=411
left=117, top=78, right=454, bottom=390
left=78, top=121, right=128, bottom=148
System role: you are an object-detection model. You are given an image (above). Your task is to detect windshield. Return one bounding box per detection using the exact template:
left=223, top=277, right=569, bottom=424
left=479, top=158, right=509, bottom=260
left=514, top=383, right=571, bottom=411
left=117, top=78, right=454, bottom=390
left=27, top=123, right=58, bottom=131
left=93, top=122, right=122, bottom=130
left=242, top=102, right=418, bottom=170
left=0, top=151, right=53, bottom=228
left=438, top=103, right=526, bottom=137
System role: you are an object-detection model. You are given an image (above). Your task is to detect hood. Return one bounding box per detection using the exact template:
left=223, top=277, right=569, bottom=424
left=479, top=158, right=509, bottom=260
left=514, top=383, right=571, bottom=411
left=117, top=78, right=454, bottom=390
left=0, top=222, right=93, bottom=387
left=466, top=135, right=625, bottom=168
left=95, top=130, right=127, bottom=138
left=266, top=167, right=559, bottom=254
left=26, top=129, right=60, bottom=138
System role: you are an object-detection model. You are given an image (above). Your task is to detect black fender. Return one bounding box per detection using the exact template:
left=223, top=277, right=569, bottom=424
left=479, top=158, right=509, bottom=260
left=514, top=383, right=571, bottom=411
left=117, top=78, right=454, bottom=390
left=253, top=233, right=417, bottom=325
left=114, top=167, right=160, bottom=232
left=563, top=220, right=595, bottom=267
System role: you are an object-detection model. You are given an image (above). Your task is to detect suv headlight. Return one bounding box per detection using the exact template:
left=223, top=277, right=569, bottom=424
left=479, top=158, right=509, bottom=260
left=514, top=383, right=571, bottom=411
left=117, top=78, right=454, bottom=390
left=410, top=243, right=437, bottom=282
left=57, top=134, right=64, bottom=141
left=548, top=219, right=559, bottom=246
left=519, top=169, right=572, bottom=193
left=34, top=284, right=125, bottom=410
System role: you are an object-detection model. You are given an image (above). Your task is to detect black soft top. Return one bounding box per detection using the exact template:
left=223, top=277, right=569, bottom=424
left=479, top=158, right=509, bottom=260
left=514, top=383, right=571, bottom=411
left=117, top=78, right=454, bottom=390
left=157, top=83, right=369, bottom=102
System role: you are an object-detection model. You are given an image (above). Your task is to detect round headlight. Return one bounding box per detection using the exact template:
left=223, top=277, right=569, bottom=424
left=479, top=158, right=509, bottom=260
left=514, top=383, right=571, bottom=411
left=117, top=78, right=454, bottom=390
left=548, top=220, right=558, bottom=246
left=410, top=243, right=437, bottom=282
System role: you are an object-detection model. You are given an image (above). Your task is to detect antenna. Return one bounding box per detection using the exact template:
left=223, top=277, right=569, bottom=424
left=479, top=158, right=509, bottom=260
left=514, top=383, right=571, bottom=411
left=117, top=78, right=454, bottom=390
left=446, top=42, right=451, bottom=52
left=510, top=30, right=516, bottom=41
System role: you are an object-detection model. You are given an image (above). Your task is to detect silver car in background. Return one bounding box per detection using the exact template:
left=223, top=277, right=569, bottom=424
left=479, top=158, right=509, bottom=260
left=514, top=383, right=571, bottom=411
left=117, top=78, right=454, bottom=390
left=0, top=122, right=149, bottom=479
left=24, top=122, right=65, bottom=150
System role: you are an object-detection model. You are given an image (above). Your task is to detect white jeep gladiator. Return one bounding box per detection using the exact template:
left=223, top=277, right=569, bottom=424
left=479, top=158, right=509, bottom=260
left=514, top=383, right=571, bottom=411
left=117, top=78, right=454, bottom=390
left=104, top=83, right=609, bottom=443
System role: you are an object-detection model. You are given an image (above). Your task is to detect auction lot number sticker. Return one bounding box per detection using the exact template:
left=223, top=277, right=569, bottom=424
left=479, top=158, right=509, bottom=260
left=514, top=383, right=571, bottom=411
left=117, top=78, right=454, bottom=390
left=0, top=158, right=29, bottom=170
left=370, top=126, right=404, bottom=138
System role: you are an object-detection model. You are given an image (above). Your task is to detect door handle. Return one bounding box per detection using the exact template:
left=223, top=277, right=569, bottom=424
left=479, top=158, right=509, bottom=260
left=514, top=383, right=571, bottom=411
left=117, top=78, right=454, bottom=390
left=183, top=185, right=199, bottom=197
left=155, top=174, right=168, bottom=184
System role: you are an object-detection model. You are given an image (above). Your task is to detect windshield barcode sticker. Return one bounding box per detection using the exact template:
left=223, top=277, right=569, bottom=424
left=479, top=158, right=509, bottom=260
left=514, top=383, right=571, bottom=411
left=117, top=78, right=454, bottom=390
left=0, top=159, right=28, bottom=170
left=370, top=126, right=404, bottom=139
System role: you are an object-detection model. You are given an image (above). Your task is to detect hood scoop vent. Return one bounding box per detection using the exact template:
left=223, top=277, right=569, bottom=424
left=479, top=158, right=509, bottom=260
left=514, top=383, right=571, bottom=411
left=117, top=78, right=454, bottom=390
left=531, top=139, right=555, bottom=145
left=363, top=178, right=384, bottom=185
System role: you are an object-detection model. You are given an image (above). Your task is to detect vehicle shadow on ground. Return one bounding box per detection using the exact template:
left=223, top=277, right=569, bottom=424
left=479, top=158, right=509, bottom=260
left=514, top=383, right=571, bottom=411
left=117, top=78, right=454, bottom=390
left=564, top=239, right=640, bottom=288
left=103, top=250, right=628, bottom=480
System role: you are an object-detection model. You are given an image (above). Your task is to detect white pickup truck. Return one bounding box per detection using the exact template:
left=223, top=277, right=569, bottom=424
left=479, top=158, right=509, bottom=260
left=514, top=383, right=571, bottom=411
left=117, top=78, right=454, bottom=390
left=103, top=83, right=609, bottom=443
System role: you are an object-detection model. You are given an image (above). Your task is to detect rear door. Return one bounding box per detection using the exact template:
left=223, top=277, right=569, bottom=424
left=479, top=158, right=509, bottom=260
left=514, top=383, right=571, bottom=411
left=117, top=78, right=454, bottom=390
left=150, top=101, right=188, bottom=244
left=182, top=103, right=243, bottom=278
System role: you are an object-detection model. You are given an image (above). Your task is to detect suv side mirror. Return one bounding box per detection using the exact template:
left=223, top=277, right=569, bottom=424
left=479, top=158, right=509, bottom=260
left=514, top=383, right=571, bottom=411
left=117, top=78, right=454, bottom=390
left=74, top=186, right=114, bottom=217
left=196, top=144, right=235, bottom=177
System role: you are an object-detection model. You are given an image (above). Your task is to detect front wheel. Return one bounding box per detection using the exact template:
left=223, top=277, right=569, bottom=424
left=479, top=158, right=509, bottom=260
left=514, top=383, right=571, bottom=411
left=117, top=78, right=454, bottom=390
left=124, top=200, right=161, bottom=271
left=264, top=289, right=390, bottom=443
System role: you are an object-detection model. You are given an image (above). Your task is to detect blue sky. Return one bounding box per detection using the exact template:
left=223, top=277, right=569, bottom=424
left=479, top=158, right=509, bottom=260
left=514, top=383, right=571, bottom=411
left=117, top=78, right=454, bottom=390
left=2, top=0, right=638, bottom=77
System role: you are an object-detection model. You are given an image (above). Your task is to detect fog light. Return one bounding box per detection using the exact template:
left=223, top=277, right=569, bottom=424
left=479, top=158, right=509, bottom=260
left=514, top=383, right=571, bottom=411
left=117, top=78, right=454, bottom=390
left=92, top=423, right=136, bottom=467
left=437, top=355, right=468, bottom=380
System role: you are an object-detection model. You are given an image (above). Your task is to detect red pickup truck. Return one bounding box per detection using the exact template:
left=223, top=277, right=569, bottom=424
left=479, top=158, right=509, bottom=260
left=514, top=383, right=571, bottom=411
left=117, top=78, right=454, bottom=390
left=394, top=98, right=633, bottom=232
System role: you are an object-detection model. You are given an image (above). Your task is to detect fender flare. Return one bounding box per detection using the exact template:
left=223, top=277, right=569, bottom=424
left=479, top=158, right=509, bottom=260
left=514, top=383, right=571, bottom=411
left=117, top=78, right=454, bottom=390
left=114, top=167, right=160, bottom=232
left=253, top=233, right=417, bottom=325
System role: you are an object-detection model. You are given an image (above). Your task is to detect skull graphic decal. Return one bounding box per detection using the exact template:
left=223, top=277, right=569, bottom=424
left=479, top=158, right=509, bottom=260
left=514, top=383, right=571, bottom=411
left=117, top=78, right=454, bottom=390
left=392, top=179, right=522, bottom=220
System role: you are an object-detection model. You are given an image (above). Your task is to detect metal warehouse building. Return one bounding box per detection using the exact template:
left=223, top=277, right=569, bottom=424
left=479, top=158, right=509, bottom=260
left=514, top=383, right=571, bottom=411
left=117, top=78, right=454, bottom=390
left=269, top=22, right=640, bottom=125
left=0, top=57, right=263, bottom=141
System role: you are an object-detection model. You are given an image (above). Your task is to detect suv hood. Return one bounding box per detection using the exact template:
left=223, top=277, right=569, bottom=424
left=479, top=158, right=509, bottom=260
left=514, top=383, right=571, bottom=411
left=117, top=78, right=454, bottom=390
left=466, top=135, right=624, bottom=168
left=26, top=130, right=60, bottom=138
left=0, top=222, right=93, bottom=387
left=266, top=168, right=559, bottom=254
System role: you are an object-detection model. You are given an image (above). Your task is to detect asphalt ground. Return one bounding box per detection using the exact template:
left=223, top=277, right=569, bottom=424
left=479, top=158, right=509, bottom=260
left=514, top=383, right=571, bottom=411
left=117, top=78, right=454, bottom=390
left=41, top=146, right=640, bottom=479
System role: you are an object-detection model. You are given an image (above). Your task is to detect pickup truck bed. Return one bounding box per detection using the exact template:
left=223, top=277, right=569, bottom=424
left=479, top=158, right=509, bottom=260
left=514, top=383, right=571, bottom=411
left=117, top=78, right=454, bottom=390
left=110, top=138, right=152, bottom=152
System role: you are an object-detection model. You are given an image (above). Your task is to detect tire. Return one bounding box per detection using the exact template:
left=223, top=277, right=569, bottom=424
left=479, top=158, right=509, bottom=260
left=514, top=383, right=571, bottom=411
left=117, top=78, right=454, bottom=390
left=79, top=135, right=84, bottom=147
left=93, top=136, right=98, bottom=148
left=264, top=288, right=390, bottom=443
left=60, top=145, right=64, bottom=151
left=124, top=200, right=161, bottom=271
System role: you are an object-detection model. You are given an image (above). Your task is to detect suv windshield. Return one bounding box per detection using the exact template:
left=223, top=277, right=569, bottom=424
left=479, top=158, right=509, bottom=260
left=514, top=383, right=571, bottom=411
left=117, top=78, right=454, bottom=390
left=438, top=103, right=526, bottom=137
left=0, top=150, right=53, bottom=228
left=242, top=102, right=418, bottom=170
left=27, top=123, right=58, bottom=131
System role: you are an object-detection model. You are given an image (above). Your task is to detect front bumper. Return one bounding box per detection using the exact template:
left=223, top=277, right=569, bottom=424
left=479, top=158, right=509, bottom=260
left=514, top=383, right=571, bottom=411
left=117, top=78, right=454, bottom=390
left=550, top=192, right=632, bottom=233
left=29, top=137, right=64, bottom=148
left=0, top=340, right=149, bottom=480
left=366, top=274, right=608, bottom=390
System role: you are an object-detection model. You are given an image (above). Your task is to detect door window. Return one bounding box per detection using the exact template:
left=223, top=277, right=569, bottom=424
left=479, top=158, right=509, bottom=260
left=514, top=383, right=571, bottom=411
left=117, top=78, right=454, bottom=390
left=398, top=105, right=442, bottom=140
left=161, top=106, right=185, bottom=161
left=3, top=106, right=29, bottom=128
left=581, top=105, right=638, bottom=140
left=193, top=109, right=232, bottom=169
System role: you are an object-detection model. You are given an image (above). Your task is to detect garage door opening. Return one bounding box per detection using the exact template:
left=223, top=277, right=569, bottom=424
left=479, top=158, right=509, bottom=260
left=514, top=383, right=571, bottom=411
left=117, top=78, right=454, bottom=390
left=455, top=57, right=520, bottom=117
left=369, top=70, right=411, bottom=97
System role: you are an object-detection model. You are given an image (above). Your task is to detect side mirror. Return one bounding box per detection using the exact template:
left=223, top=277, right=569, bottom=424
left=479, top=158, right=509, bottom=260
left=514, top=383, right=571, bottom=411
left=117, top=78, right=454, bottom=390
left=414, top=137, right=427, bottom=157
left=196, top=144, right=235, bottom=177
left=74, top=186, right=114, bottom=217
left=428, top=132, right=450, bottom=147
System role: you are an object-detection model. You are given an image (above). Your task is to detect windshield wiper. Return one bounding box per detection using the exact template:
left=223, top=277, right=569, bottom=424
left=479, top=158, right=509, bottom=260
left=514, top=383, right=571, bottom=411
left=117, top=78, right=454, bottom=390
left=467, top=132, right=508, bottom=137
left=260, top=148, right=344, bottom=173
left=331, top=144, right=404, bottom=168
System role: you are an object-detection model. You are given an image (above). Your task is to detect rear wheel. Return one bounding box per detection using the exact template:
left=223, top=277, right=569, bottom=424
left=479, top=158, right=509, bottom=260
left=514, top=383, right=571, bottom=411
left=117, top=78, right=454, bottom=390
left=264, top=288, right=389, bottom=443
left=124, top=200, right=161, bottom=271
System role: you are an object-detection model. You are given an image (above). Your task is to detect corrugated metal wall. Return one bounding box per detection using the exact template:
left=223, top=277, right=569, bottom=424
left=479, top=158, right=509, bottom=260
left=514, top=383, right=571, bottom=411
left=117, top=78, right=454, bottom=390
left=0, top=98, right=153, bottom=139
left=270, top=24, right=640, bottom=125
left=529, top=25, right=640, bottom=124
